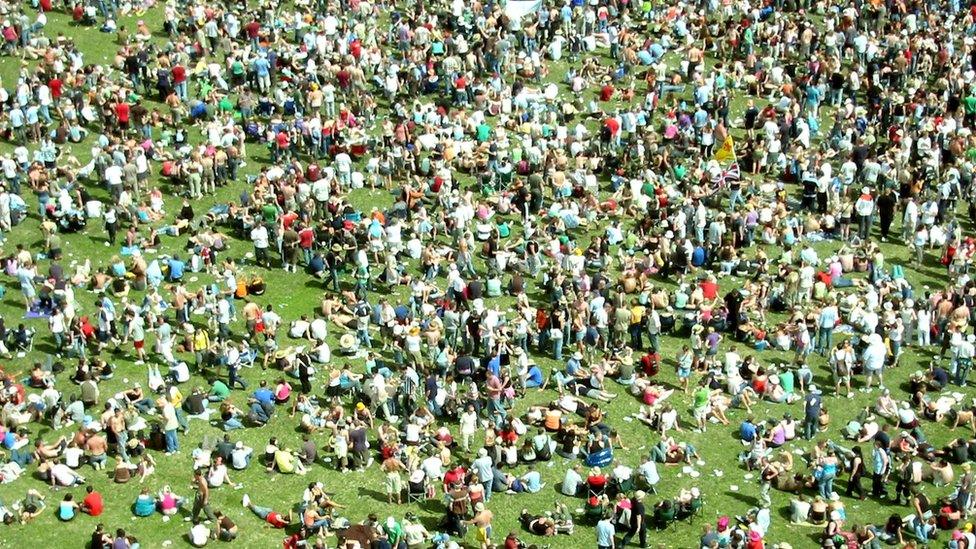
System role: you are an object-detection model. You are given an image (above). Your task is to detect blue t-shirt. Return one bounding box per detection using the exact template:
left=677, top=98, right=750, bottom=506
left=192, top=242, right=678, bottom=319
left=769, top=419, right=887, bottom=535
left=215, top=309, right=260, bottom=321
left=740, top=421, right=757, bottom=442
left=253, top=388, right=274, bottom=406
left=168, top=259, right=185, bottom=280
left=59, top=502, right=75, bottom=520
left=523, top=471, right=542, bottom=493
left=565, top=358, right=581, bottom=378
left=596, top=519, right=615, bottom=546
left=526, top=366, right=544, bottom=386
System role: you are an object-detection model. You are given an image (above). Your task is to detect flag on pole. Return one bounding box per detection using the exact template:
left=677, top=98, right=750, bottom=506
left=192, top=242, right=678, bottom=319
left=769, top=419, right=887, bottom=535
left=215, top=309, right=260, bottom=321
left=710, top=162, right=740, bottom=189
left=714, top=135, right=736, bottom=163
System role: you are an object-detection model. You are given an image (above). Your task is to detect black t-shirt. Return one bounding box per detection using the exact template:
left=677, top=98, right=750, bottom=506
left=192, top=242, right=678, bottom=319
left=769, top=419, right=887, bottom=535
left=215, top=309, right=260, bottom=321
left=967, top=442, right=976, bottom=463
left=951, top=444, right=968, bottom=464
left=186, top=393, right=207, bottom=415
left=630, top=500, right=646, bottom=526
left=349, top=428, right=367, bottom=452
left=216, top=441, right=234, bottom=462
left=874, top=431, right=891, bottom=450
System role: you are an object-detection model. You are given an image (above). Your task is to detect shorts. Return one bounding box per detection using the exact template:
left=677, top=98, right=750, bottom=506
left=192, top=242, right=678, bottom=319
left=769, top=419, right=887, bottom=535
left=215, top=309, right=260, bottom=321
left=386, top=472, right=402, bottom=495
left=134, top=340, right=145, bottom=350
left=477, top=526, right=489, bottom=543
left=693, top=406, right=709, bottom=420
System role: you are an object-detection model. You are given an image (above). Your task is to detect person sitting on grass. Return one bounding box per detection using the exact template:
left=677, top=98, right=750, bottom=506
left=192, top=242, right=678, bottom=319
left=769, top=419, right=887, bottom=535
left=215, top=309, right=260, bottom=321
left=80, top=485, right=103, bottom=516
left=133, top=487, right=156, bottom=517
left=211, top=511, right=238, bottom=541
left=58, top=493, right=79, bottom=521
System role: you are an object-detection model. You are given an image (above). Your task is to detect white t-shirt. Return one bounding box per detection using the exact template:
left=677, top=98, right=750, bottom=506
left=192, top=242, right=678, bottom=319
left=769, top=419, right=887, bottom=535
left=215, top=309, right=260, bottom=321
left=190, top=523, right=210, bottom=546
left=64, top=447, right=84, bottom=468
left=250, top=226, right=269, bottom=249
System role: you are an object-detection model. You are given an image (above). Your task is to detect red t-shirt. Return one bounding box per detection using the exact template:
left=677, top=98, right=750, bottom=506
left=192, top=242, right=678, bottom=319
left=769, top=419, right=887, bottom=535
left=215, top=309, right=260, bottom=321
left=49, top=78, right=62, bottom=99
left=276, top=131, right=290, bottom=148
left=281, top=211, right=298, bottom=229
left=600, top=84, right=615, bottom=101
left=298, top=228, right=314, bottom=248
left=171, top=65, right=186, bottom=84
left=699, top=280, right=718, bottom=300
left=266, top=511, right=287, bottom=528
left=84, top=492, right=104, bottom=516
left=245, top=21, right=261, bottom=38
left=115, top=102, right=130, bottom=123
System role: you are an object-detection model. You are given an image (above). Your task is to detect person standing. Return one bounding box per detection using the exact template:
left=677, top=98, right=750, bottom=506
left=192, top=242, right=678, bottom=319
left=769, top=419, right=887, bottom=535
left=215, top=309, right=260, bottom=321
left=758, top=457, right=777, bottom=509
left=104, top=206, right=118, bottom=245
left=466, top=502, right=494, bottom=549
left=621, top=490, right=646, bottom=547
left=190, top=469, right=216, bottom=525
left=877, top=188, right=896, bottom=241
left=871, top=439, right=890, bottom=499
left=855, top=187, right=875, bottom=240
left=846, top=446, right=866, bottom=500
left=159, top=397, right=179, bottom=455
left=803, top=385, right=822, bottom=440
left=596, top=510, right=616, bottom=549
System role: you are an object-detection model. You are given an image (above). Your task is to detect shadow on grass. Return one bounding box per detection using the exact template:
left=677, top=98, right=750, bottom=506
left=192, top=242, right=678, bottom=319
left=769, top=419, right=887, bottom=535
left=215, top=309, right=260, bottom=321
left=356, top=486, right=392, bottom=504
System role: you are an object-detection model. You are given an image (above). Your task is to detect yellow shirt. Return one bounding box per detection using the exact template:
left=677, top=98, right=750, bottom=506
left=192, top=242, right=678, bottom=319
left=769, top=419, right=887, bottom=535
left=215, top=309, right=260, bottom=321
left=630, top=305, right=646, bottom=325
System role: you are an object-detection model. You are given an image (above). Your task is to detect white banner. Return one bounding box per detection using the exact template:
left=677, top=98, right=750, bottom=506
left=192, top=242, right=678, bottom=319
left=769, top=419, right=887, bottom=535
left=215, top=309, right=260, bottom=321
left=504, top=0, right=542, bottom=21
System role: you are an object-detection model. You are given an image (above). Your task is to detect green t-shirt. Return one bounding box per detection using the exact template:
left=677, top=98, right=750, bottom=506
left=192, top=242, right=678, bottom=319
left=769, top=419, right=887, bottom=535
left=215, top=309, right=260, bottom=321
left=964, top=96, right=976, bottom=115
left=262, top=203, right=278, bottom=223
left=210, top=380, right=230, bottom=398
left=693, top=387, right=709, bottom=408
left=477, top=123, right=491, bottom=142
left=778, top=371, right=795, bottom=394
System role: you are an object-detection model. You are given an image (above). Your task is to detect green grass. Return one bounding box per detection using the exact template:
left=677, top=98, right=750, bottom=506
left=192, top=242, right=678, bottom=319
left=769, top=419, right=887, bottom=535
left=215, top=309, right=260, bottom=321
left=0, top=6, right=965, bottom=549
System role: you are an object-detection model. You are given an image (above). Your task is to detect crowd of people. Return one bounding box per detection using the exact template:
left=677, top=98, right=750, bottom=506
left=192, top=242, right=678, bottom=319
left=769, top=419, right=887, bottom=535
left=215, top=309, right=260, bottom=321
left=0, top=0, right=976, bottom=546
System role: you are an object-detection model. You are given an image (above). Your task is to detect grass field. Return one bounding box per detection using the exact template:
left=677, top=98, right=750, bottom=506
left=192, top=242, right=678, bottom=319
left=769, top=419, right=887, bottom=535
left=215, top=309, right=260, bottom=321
left=0, top=5, right=966, bottom=549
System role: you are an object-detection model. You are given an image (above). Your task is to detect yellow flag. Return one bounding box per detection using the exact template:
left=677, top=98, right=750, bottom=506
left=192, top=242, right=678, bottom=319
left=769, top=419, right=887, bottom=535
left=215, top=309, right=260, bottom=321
left=714, top=135, right=735, bottom=163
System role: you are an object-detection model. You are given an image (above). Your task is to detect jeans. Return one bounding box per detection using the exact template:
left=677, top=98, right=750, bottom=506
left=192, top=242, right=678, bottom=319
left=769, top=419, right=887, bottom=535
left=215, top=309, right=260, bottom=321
left=552, top=336, right=563, bottom=360
left=816, top=327, right=833, bottom=354
left=858, top=214, right=871, bottom=239
left=249, top=402, right=270, bottom=424
left=250, top=504, right=273, bottom=520
left=803, top=417, right=818, bottom=440
left=223, top=417, right=244, bottom=431
left=728, top=189, right=743, bottom=211
left=482, top=480, right=493, bottom=502
left=818, top=472, right=835, bottom=498
left=164, top=429, right=178, bottom=453
left=115, top=430, right=129, bottom=461
left=956, top=358, right=972, bottom=386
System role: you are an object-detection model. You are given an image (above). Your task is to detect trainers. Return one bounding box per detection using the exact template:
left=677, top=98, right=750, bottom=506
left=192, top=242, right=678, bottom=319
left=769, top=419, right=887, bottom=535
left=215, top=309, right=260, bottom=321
left=242, top=494, right=251, bottom=508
